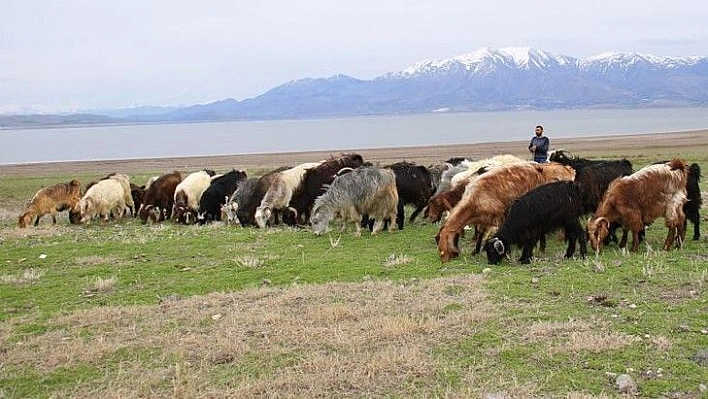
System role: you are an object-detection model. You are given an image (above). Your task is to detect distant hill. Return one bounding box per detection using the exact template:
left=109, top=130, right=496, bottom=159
left=2, top=47, right=707, bottom=128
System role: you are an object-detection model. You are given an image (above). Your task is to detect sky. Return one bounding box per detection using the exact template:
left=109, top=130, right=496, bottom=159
left=1, top=0, right=707, bottom=114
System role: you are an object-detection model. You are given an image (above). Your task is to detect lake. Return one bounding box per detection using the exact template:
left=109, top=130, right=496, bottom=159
left=1, top=108, right=707, bottom=165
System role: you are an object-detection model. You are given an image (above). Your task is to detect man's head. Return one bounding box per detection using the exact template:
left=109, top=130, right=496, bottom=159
left=535, top=125, right=544, bottom=137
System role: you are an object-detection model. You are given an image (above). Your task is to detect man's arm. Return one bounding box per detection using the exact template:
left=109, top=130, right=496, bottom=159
left=539, top=137, right=550, bottom=152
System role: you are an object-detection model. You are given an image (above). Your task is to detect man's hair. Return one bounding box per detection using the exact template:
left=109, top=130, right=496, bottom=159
left=535, top=125, right=544, bottom=131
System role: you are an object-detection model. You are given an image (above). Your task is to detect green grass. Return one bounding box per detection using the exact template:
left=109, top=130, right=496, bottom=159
left=1, top=155, right=707, bottom=398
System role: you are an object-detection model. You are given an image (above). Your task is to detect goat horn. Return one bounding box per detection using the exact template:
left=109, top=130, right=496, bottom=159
left=493, top=238, right=505, bottom=255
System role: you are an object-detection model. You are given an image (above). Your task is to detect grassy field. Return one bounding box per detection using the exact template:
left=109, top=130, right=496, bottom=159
left=1, top=137, right=707, bottom=398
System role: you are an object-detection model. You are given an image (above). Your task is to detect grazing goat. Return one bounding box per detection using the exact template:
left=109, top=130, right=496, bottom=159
left=18, top=179, right=82, bottom=228
left=138, top=171, right=182, bottom=224
left=587, top=159, right=688, bottom=253
left=437, top=162, right=576, bottom=262
left=449, top=154, right=524, bottom=188
left=549, top=151, right=635, bottom=246
left=255, top=162, right=322, bottom=228
left=197, top=169, right=247, bottom=224
left=78, top=179, right=128, bottom=224
left=236, top=167, right=289, bottom=227
left=288, top=153, right=365, bottom=224
left=424, top=155, right=524, bottom=223
left=130, top=183, right=146, bottom=217
left=106, top=174, right=135, bottom=217
left=484, top=181, right=590, bottom=265
left=386, top=161, right=435, bottom=229
left=311, top=167, right=398, bottom=236
left=172, top=170, right=214, bottom=224
left=649, top=160, right=702, bottom=241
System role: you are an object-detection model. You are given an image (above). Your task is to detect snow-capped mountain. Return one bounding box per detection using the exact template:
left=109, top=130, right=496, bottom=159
left=387, top=47, right=578, bottom=78
left=3, top=47, right=707, bottom=127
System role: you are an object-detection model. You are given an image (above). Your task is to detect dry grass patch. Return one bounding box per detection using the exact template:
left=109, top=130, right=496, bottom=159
left=85, top=276, right=118, bottom=293
left=383, top=253, right=412, bottom=267
left=520, top=318, right=639, bottom=355
left=0, top=223, right=73, bottom=241
left=235, top=255, right=268, bottom=268
left=0, top=268, right=45, bottom=285
left=74, top=255, right=122, bottom=267
left=3, top=274, right=493, bottom=397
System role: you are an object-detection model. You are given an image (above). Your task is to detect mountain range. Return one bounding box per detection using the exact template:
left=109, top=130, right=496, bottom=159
left=3, top=47, right=707, bottom=128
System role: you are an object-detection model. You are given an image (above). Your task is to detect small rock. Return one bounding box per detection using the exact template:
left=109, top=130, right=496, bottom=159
left=628, top=303, right=636, bottom=308
left=699, top=384, right=707, bottom=392
left=531, top=277, right=540, bottom=284
left=679, top=324, right=691, bottom=332
left=39, top=254, right=47, bottom=259
left=701, top=329, right=708, bottom=335
left=211, top=314, right=222, bottom=321
left=482, top=268, right=492, bottom=274
left=616, top=374, right=637, bottom=394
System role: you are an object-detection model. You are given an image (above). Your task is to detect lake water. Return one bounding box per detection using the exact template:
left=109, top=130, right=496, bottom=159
left=1, top=108, right=707, bottom=165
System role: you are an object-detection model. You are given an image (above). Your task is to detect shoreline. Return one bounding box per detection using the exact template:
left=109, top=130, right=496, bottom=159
left=1, top=129, right=706, bottom=177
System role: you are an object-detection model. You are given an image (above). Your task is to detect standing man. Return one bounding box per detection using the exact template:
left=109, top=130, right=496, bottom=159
left=528, top=125, right=550, bottom=163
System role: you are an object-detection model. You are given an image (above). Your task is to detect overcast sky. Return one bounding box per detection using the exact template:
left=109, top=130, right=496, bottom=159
left=2, top=0, right=707, bottom=114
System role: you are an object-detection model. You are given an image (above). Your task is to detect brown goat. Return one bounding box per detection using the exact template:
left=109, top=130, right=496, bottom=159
left=18, top=179, right=82, bottom=228
left=436, top=162, right=576, bottom=262
left=587, top=159, right=688, bottom=253
left=425, top=179, right=466, bottom=223
left=139, top=171, right=182, bottom=223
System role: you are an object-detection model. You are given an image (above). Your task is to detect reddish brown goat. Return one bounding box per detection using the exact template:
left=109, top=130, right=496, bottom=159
left=587, top=159, right=688, bottom=253
left=138, top=171, right=182, bottom=224
left=436, top=162, right=576, bottom=262
left=18, top=179, right=82, bottom=228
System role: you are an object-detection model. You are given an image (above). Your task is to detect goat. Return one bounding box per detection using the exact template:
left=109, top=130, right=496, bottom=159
left=18, top=179, right=82, bottom=228
left=437, top=162, right=576, bottom=262
left=198, top=169, right=247, bottom=224
left=172, top=170, right=214, bottom=224
left=288, top=153, right=365, bottom=225
left=138, top=171, right=182, bottom=224
left=484, top=181, right=590, bottom=265
left=311, top=167, right=398, bottom=236
left=385, top=161, right=435, bottom=229
left=255, top=162, right=322, bottom=228
left=587, top=159, right=688, bottom=253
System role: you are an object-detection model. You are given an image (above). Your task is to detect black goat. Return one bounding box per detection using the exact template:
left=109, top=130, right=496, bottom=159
left=484, top=181, right=589, bottom=265
left=197, top=169, right=247, bottom=224
left=386, top=161, right=435, bottom=229
left=685, top=163, right=702, bottom=240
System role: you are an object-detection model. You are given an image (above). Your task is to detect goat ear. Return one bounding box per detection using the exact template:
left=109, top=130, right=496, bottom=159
left=493, top=239, right=505, bottom=255
left=597, top=217, right=610, bottom=230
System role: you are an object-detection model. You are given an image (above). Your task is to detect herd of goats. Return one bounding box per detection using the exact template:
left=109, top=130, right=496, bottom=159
left=16, top=150, right=703, bottom=265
